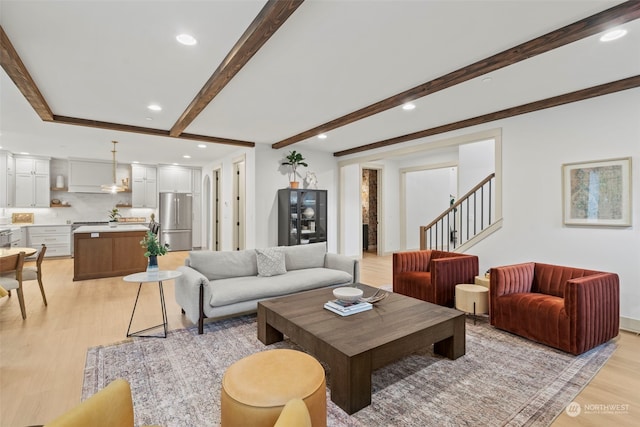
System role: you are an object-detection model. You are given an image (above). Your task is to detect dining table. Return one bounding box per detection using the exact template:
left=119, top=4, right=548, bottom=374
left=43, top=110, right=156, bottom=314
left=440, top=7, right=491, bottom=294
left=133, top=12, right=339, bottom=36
left=0, top=247, right=38, bottom=297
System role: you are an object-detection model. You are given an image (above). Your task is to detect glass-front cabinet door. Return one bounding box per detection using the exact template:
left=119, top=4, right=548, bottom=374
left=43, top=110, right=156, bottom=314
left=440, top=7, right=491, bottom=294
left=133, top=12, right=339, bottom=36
left=278, top=189, right=327, bottom=246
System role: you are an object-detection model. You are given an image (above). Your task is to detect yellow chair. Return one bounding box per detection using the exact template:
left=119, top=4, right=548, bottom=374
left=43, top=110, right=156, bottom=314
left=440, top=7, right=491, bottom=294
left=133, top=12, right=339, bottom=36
left=45, top=379, right=159, bottom=427
left=0, top=252, right=26, bottom=319
left=274, top=398, right=312, bottom=427
left=44, top=378, right=309, bottom=427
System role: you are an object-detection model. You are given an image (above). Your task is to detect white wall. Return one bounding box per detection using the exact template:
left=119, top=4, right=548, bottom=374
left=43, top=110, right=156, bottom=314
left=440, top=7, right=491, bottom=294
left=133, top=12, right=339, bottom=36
left=252, top=144, right=339, bottom=251
left=338, top=88, right=639, bottom=324
left=458, top=139, right=494, bottom=194
left=201, top=147, right=254, bottom=251
left=403, top=167, right=455, bottom=250
left=468, top=88, right=640, bottom=323
left=339, top=163, right=361, bottom=256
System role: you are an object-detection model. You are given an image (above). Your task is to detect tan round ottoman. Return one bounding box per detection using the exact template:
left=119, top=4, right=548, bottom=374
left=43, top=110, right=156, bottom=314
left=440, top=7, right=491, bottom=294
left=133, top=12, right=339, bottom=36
left=455, top=284, right=489, bottom=322
left=220, top=349, right=326, bottom=427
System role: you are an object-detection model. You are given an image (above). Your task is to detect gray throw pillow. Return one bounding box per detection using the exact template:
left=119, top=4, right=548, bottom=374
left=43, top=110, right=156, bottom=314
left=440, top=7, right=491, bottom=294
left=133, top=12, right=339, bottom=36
left=256, top=247, right=287, bottom=277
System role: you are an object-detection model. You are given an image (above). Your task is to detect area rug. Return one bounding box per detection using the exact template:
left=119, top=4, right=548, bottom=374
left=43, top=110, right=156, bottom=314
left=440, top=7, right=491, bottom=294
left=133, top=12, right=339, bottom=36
left=83, top=315, right=615, bottom=427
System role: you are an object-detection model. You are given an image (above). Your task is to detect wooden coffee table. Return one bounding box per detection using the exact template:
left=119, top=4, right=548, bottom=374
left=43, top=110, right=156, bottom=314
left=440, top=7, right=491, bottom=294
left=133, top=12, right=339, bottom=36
left=257, top=284, right=465, bottom=414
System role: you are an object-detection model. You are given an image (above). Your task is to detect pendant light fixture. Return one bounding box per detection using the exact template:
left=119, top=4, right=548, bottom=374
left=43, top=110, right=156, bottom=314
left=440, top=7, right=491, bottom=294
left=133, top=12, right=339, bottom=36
left=101, top=140, right=125, bottom=193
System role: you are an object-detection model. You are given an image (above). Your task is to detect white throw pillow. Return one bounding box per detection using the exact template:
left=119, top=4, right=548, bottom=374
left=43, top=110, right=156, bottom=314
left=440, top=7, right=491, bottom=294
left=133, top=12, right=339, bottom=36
left=256, top=247, right=287, bottom=277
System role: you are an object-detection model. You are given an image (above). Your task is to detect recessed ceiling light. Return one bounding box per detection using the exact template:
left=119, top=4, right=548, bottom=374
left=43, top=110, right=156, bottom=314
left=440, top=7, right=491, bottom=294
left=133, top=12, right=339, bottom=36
left=132, top=161, right=139, bottom=164
left=147, top=104, right=162, bottom=112
left=402, top=103, right=416, bottom=111
left=173, top=163, right=179, bottom=166
left=317, top=134, right=328, bottom=140
left=20, top=152, right=30, bottom=155
left=176, top=34, right=197, bottom=46
left=146, top=117, right=153, bottom=121
left=198, top=144, right=206, bottom=148
left=600, top=29, right=627, bottom=42
left=183, top=155, right=191, bottom=159
left=482, top=77, right=492, bottom=83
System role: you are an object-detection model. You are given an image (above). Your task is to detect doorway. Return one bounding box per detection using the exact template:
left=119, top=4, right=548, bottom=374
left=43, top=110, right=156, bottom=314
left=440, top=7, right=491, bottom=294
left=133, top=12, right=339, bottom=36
left=361, top=167, right=382, bottom=256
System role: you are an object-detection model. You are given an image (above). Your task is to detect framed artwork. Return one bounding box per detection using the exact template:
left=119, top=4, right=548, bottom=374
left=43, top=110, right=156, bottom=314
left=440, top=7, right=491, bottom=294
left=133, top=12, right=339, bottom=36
left=562, top=157, right=632, bottom=226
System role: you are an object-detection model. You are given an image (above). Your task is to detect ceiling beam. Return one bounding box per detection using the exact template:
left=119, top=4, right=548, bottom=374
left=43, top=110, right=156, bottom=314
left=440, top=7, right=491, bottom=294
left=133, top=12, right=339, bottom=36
left=334, top=75, right=640, bottom=157
left=52, top=115, right=255, bottom=148
left=169, top=0, right=304, bottom=137
left=0, top=25, right=53, bottom=121
left=273, top=1, right=640, bottom=149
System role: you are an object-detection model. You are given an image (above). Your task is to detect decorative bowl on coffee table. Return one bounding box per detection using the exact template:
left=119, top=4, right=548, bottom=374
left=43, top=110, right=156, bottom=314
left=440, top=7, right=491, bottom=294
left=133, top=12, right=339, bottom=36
left=333, top=287, right=363, bottom=302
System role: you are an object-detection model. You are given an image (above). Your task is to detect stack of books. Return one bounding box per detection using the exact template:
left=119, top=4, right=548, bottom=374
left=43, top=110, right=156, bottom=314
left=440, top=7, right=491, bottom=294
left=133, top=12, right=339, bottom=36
left=324, top=299, right=373, bottom=316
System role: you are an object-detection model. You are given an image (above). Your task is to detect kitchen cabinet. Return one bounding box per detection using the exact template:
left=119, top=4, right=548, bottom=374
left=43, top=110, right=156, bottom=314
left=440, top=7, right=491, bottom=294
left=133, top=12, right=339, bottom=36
left=27, top=225, right=71, bottom=257
left=73, top=227, right=147, bottom=280
left=157, top=165, right=192, bottom=193
left=14, top=155, right=50, bottom=207
left=131, top=164, right=157, bottom=208
left=278, top=189, right=327, bottom=246
left=0, top=151, right=15, bottom=207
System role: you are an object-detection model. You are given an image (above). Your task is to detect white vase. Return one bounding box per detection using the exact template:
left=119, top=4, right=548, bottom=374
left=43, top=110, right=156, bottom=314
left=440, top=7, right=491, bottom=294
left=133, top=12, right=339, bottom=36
left=303, top=207, right=315, bottom=219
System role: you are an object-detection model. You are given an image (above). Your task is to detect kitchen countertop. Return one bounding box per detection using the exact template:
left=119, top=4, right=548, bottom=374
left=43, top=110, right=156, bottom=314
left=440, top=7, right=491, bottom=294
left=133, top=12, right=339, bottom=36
left=73, top=225, right=149, bottom=233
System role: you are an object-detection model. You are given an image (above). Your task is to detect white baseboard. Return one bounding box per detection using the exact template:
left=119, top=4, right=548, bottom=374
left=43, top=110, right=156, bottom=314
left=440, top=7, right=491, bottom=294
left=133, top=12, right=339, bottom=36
left=620, top=316, right=640, bottom=334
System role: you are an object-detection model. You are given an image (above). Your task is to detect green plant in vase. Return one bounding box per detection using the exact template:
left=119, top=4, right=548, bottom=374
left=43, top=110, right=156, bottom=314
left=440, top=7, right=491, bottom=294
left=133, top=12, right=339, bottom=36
left=108, top=207, right=121, bottom=227
left=140, top=231, right=169, bottom=272
left=281, top=150, right=308, bottom=188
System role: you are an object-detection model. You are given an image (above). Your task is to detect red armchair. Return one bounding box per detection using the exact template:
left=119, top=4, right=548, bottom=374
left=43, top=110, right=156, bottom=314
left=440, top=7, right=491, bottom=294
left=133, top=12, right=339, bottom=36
left=490, top=262, right=619, bottom=355
left=393, top=250, right=479, bottom=307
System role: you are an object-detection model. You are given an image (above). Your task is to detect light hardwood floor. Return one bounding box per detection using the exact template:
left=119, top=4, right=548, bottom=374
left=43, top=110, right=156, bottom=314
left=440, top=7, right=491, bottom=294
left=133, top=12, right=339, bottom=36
left=0, top=251, right=637, bottom=426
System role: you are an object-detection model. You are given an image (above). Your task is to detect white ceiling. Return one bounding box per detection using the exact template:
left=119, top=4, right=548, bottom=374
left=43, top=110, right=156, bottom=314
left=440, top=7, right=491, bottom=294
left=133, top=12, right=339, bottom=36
left=1, top=0, right=637, bottom=166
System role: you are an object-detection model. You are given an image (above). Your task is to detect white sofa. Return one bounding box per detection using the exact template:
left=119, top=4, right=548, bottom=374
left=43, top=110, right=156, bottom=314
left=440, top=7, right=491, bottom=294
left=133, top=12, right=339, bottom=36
left=175, top=242, right=359, bottom=334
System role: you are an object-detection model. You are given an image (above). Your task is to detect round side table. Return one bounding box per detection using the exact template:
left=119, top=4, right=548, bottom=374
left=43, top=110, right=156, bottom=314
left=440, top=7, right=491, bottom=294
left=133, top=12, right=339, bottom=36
left=455, top=284, right=489, bottom=324
left=123, top=270, right=182, bottom=338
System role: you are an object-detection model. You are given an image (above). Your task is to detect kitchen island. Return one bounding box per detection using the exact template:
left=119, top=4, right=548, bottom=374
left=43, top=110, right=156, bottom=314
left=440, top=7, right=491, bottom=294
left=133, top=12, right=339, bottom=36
left=73, top=225, right=149, bottom=281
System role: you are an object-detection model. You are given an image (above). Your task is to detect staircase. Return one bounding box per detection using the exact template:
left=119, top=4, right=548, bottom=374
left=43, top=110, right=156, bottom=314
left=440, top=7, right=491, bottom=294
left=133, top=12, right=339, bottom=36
left=420, top=173, right=499, bottom=251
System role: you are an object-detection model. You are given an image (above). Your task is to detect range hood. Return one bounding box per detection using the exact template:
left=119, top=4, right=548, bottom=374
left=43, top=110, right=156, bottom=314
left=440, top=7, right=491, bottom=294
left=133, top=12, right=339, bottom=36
left=68, top=159, right=117, bottom=193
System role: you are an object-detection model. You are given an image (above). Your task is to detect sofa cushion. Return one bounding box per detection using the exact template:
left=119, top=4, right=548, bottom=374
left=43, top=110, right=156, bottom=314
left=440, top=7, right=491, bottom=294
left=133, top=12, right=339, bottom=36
left=282, top=242, right=327, bottom=271
left=188, top=249, right=258, bottom=280
left=209, top=268, right=353, bottom=307
left=256, top=247, right=287, bottom=277
left=493, top=292, right=569, bottom=350
left=532, top=263, right=600, bottom=298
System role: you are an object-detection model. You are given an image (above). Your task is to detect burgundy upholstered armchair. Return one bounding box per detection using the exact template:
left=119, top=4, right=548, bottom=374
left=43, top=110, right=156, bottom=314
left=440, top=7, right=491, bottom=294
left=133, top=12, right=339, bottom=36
left=490, top=262, right=619, bottom=355
left=393, top=250, right=479, bottom=307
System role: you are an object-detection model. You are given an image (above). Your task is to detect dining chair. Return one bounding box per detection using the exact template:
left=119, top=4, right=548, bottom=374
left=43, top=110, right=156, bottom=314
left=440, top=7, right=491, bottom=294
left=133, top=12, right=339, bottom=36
left=0, top=251, right=27, bottom=319
left=21, top=244, right=48, bottom=306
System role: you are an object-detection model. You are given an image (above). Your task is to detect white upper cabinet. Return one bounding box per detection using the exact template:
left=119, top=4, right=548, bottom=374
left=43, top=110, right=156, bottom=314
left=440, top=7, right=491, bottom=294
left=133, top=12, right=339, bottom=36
left=14, top=155, right=50, bottom=207
left=131, top=164, right=157, bottom=208
left=157, top=165, right=192, bottom=193
left=0, top=151, right=15, bottom=207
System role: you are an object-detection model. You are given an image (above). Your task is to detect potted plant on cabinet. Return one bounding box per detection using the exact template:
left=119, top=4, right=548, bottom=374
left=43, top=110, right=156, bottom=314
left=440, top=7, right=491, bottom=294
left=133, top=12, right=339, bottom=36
left=108, top=207, right=121, bottom=227
left=140, top=231, right=169, bottom=273
left=281, top=150, right=308, bottom=188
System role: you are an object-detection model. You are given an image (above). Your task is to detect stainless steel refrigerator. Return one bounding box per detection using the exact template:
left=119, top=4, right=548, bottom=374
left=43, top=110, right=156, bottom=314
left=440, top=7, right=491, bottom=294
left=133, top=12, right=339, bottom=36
left=159, top=192, right=193, bottom=251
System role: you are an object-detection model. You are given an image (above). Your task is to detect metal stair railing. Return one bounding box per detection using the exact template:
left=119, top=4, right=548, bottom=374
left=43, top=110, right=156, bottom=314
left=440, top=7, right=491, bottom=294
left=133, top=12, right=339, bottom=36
left=420, top=173, right=495, bottom=251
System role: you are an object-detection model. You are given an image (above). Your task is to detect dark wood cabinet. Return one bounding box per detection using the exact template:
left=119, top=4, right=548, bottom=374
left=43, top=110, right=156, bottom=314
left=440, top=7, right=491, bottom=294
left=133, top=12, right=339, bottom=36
left=73, top=230, right=147, bottom=281
left=278, top=188, right=327, bottom=246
